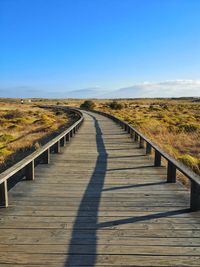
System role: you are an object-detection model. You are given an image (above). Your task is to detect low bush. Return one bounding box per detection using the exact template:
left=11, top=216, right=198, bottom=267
left=0, top=134, right=14, bottom=143
left=149, top=104, right=160, bottom=111
left=80, top=100, right=96, bottom=110
left=108, top=101, right=123, bottom=110
left=3, top=110, right=25, bottom=120
left=0, top=147, right=11, bottom=157
left=178, top=154, right=200, bottom=172
left=177, top=123, right=199, bottom=133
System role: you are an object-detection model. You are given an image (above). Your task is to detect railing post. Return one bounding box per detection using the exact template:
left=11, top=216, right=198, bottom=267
left=25, top=161, right=35, bottom=180
left=70, top=130, right=73, bottom=138
left=0, top=181, right=8, bottom=207
left=130, top=129, right=134, bottom=139
left=60, top=136, right=66, bottom=147
left=42, top=148, right=50, bottom=164
left=134, top=133, right=139, bottom=142
left=127, top=126, right=131, bottom=134
left=54, top=140, right=61, bottom=153
left=146, top=143, right=152, bottom=155
left=66, top=133, right=70, bottom=142
left=139, top=137, right=145, bottom=148
left=190, top=180, right=200, bottom=211
left=154, top=150, right=161, bottom=166
left=167, top=161, right=176, bottom=183
left=73, top=127, right=76, bottom=135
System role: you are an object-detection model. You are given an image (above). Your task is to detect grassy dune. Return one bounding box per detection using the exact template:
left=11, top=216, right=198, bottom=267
left=0, top=102, right=71, bottom=170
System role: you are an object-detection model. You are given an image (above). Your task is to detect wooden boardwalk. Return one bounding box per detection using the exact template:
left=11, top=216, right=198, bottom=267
left=0, top=111, right=200, bottom=266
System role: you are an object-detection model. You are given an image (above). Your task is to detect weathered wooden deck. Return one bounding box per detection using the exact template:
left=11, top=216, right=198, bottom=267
left=0, top=111, right=200, bottom=266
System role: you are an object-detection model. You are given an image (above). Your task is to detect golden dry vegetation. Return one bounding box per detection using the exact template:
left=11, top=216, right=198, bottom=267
left=0, top=100, right=71, bottom=170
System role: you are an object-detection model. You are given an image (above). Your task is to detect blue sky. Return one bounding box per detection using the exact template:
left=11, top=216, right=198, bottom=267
left=1, top=0, right=200, bottom=97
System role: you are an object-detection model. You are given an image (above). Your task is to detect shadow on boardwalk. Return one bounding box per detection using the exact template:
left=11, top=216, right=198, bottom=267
left=65, top=114, right=107, bottom=266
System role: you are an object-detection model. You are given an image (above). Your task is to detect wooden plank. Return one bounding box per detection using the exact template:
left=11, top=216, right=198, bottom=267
left=1, top=221, right=200, bottom=230
left=1, top=235, right=200, bottom=246
left=1, top=244, right=200, bottom=255
left=0, top=253, right=199, bottom=266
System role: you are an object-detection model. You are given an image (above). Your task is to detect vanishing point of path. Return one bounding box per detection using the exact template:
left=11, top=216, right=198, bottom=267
left=0, top=111, right=200, bottom=266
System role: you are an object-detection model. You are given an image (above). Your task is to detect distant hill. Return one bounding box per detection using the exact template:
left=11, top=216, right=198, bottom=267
left=1, top=80, right=200, bottom=99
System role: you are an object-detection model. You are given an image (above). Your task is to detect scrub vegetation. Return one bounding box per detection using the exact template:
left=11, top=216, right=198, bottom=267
left=80, top=100, right=96, bottom=110
left=0, top=100, right=71, bottom=171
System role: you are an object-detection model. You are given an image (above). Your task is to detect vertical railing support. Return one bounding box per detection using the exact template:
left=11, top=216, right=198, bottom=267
left=25, top=161, right=35, bottom=180
left=54, top=140, right=61, bottom=153
left=134, top=133, right=139, bottom=142
left=42, top=148, right=50, bottom=164
left=60, top=137, right=66, bottom=147
left=70, top=130, right=73, bottom=138
left=154, top=150, right=161, bottom=167
left=146, top=143, right=152, bottom=155
left=139, top=137, right=145, bottom=148
left=167, top=161, right=176, bottom=183
left=66, top=133, right=70, bottom=142
left=0, top=181, right=8, bottom=207
left=130, top=129, right=135, bottom=139
left=191, top=181, right=200, bottom=211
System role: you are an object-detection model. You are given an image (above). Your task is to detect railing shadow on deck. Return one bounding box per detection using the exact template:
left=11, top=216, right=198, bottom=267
left=65, top=114, right=108, bottom=266
left=102, top=181, right=167, bottom=192
left=107, top=165, right=158, bottom=171
left=109, top=155, right=147, bottom=158
left=98, top=208, right=191, bottom=228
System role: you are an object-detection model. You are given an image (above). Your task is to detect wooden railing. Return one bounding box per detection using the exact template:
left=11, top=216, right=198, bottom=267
left=94, top=110, right=200, bottom=211
left=0, top=107, right=84, bottom=207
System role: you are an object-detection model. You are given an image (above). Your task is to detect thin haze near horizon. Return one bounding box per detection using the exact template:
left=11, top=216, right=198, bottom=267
left=1, top=0, right=200, bottom=98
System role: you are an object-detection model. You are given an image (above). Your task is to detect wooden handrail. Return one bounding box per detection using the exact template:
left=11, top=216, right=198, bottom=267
left=93, top=110, right=200, bottom=211
left=0, top=106, right=84, bottom=207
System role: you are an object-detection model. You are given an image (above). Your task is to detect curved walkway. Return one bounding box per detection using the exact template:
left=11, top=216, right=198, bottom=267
left=0, top=111, right=200, bottom=266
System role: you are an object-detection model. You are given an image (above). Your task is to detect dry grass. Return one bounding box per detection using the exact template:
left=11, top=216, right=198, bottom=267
left=0, top=102, right=70, bottom=169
